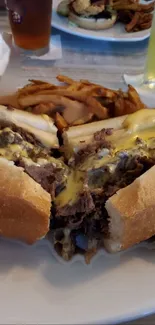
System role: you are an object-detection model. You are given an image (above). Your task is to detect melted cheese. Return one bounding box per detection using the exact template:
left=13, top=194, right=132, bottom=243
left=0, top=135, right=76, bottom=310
left=55, top=170, right=84, bottom=207
left=0, top=144, right=29, bottom=161
left=55, top=110, right=155, bottom=209
left=78, top=128, right=155, bottom=171
left=123, top=109, right=155, bottom=132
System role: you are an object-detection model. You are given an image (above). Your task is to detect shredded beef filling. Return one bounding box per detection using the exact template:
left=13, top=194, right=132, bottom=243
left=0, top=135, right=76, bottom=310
left=55, top=190, right=94, bottom=217
left=0, top=123, right=50, bottom=163
left=0, top=121, right=44, bottom=148
left=23, top=163, right=67, bottom=198
left=51, top=153, right=155, bottom=261
left=1, top=120, right=155, bottom=262
left=70, top=128, right=113, bottom=166
left=0, top=123, right=68, bottom=200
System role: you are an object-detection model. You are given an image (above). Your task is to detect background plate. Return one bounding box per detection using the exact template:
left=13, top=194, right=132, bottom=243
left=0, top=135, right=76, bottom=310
left=52, top=0, right=151, bottom=42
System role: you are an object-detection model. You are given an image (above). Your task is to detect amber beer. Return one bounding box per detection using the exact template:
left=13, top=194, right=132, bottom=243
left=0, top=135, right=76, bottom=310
left=6, top=0, right=52, bottom=50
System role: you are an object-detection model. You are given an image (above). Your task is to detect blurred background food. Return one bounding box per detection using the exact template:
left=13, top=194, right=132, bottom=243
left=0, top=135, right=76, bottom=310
left=57, top=0, right=155, bottom=32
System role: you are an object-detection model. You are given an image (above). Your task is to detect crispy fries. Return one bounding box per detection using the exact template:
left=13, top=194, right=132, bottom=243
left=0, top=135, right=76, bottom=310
left=86, top=96, right=109, bottom=119
left=112, top=1, right=154, bottom=12
left=0, top=75, right=148, bottom=132
left=125, top=12, right=140, bottom=32
left=113, top=0, right=154, bottom=32
left=55, top=112, right=68, bottom=130
left=128, top=85, right=147, bottom=110
left=18, top=83, right=57, bottom=98
left=0, top=94, right=20, bottom=109
left=29, top=79, right=50, bottom=85
left=57, top=75, right=75, bottom=84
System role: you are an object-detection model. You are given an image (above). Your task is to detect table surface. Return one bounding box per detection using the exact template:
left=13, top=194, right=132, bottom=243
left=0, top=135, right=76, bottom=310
left=0, top=11, right=155, bottom=325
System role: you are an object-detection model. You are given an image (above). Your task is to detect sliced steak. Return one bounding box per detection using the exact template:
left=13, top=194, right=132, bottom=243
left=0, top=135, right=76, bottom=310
left=0, top=121, right=46, bottom=148
left=23, top=163, right=67, bottom=198
left=69, top=128, right=113, bottom=166
left=55, top=189, right=95, bottom=217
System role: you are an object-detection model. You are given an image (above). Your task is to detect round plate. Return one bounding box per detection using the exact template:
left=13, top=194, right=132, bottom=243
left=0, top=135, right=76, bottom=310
left=52, top=0, right=151, bottom=42
left=1, top=238, right=155, bottom=324
left=1, top=92, right=155, bottom=325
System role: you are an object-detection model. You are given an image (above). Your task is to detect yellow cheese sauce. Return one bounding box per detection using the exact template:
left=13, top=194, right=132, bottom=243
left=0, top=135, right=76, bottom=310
left=0, top=127, right=65, bottom=168
left=55, top=169, right=85, bottom=207
left=0, top=144, right=29, bottom=161
left=56, top=110, right=155, bottom=208
left=123, top=109, right=155, bottom=132
left=79, top=129, right=155, bottom=171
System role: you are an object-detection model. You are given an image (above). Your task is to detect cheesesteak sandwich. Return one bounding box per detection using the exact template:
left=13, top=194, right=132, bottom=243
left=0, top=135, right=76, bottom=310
left=2, top=104, right=155, bottom=263
left=0, top=105, right=69, bottom=244
left=51, top=109, right=155, bottom=262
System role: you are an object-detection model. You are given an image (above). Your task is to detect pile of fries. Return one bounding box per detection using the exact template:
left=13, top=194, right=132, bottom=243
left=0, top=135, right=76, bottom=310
left=112, top=0, right=154, bottom=32
left=0, top=75, right=147, bottom=131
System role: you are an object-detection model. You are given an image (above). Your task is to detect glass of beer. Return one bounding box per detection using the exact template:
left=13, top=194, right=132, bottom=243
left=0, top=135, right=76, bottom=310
left=144, top=11, right=155, bottom=88
left=5, top=0, right=52, bottom=52
left=124, top=9, right=155, bottom=90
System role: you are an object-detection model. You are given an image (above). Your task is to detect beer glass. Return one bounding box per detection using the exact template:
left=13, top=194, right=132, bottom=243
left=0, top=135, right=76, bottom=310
left=144, top=11, right=155, bottom=87
left=124, top=11, right=155, bottom=89
left=5, top=0, right=52, bottom=51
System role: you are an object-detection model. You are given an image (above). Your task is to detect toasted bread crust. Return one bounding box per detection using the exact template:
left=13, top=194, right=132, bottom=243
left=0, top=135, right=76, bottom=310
left=105, top=165, right=155, bottom=252
left=0, top=158, right=51, bottom=244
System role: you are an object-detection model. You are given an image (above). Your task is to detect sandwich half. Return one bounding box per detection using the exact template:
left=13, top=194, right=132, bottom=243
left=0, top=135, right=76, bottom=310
left=51, top=108, right=155, bottom=262
left=105, top=165, right=155, bottom=253
left=1, top=104, right=155, bottom=262
left=0, top=105, right=68, bottom=244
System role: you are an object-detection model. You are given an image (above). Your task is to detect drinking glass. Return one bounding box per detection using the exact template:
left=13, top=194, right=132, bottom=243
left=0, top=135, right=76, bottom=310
left=5, top=0, right=52, bottom=52
left=144, top=11, right=155, bottom=88
left=124, top=11, right=155, bottom=89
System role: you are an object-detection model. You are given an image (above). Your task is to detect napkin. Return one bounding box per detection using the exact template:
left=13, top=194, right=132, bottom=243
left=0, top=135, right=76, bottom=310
left=0, top=33, right=11, bottom=76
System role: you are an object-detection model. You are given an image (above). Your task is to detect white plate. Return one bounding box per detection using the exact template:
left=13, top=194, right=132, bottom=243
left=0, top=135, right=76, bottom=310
left=52, top=0, right=151, bottom=42
left=0, top=90, right=155, bottom=325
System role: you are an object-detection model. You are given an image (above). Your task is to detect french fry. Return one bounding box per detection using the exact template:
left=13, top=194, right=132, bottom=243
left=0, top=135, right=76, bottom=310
left=18, top=93, right=90, bottom=124
left=114, top=96, right=126, bottom=117
left=94, top=87, right=117, bottom=98
left=18, top=93, right=67, bottom=107
left=114, top=97, right=139, bottom=116
left=29, top=79, right=50, bottom=85
left=55, top=112, right=68, bottom=131
left=71, top=113, right=94, bottom=126
left=18, top=83, right=57, bottom=98
left=57, top=75, right=76, bottom=85
left=128, top=85, right=147, bottom=109
left=139, top=21, right=152, bottom=30
left=125, top=12, right=140, bottom=32
left=67, top=83, right=83, bottom=91
left=112, top=2, right=154, bottom=12
left=86, top=96, right=109, bottom=119
left=79, top=79, right=118, bottom=98
left=34, top=86, right=101, bottom=102
left=0, top=94, right=20, bottom=109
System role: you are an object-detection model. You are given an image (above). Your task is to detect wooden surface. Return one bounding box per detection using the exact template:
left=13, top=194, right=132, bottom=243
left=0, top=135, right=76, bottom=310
left=0, top=11, right=155, bottom=325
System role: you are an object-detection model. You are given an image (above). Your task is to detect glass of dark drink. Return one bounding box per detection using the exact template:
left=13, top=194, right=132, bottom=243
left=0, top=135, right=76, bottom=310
left=5, top=0, right=52, bottom=51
